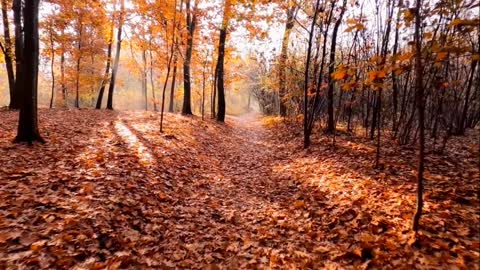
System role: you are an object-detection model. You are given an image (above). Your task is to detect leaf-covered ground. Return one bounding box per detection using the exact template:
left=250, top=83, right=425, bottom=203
left=0, top=109, right=478, bottom=269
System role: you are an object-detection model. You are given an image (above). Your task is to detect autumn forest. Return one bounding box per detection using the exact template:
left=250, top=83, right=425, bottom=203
left=0, top=0, right=479, bottom=268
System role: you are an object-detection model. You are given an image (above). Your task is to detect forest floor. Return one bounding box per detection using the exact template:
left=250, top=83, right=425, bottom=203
left=0, top=108, right=478, bottom=269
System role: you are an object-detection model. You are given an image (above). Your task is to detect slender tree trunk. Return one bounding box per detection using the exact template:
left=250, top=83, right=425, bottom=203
left=201, top=52, right=209, bottom=120
left=60, top=49, right=67, bottom=105
left=211, top=60, right=217, bottom=118
left=182, top=0, right=197, bottom=115
left=168, top=57, right=178, bottom=112
left=303, top=0, right=321, bottom=148
left=160, top=0, right=179, bottom=131
left=14, top=0, right=43, bottom=144
left=457, top=50, right=478, bottom=134
left=106, top=0, right=125, bottom=110
left=1, top=0, right=16, bottom=109
left=412, top=0, right=425, bottom=232
left=149, top=45, right=157, bottom=111
left=391, top=10, right=400, bottom=131
left=215, top=0, right=231, bottom=122
left=75, top=22, right=83, bottom=109
left=216, top=27, right=227, bottom=122
left=49, top=21, right=55, bottom=109
left=11, top=0, right=23, bottom=110
left=96, top=9, right=115, bottom=109
left=278, top=4, right=297, bottom=117
left=142, top=50, right=148, bottom=110
left=327, top=0, right=347, bottom=133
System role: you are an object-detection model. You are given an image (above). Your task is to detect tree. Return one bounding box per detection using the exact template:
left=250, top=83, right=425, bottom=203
left=278, top=1, right=297, bottom=117
left=412, top=0, right=425, bottom=232
left=0, top=0, right=16, bottom=109
left=215, top=0, right=231, bottom=122
left=106, top=0, right=125, bottom=110
left=11, top=0, right=23, bottom=110
left=96, top=0, right=116, bottom=109
left=182, top=0, right=197, bottom=115
left=14, top=0, right=43, bottom=144
left=326, top=0, right=347, bottom=133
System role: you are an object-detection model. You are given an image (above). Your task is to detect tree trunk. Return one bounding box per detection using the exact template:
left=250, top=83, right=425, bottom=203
left=75, top=22, right=83, bottom=109
left=11, top=0, right=23, bottom=110
left=215, top=0, right=231, bottom=122
left=412, top=0, right=425, bottom=232
left=326, top=0, right=346, bottom=133
left=168, top=55, right=177, bottom=112
left=106, top=0, right=125, bottom=110
left=14, top=0, right=43, bottom=144
left=278, top=4, right=296, bottom=117
left=49, top=20, right=55, bottom=109
left=1, top=0, right=16, bottom=109
left=216, top=27, right=227, bottom=122
left=142, top=50, right=148, bottom=110
left=457, top=49, right=478, bottom=134
left=96, top=9, right=115, bottom=109
left=303, top=0, right=321, bottom=148
left=149, top=45, right=157, bottom=111
left=182, top=0, right=196, bottom=115
left=211, top=60, right=217, bottom=118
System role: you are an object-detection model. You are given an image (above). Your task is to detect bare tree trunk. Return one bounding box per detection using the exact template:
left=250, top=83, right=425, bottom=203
left=14, top=0, right=43, bottom=144
left=106, top=0, right=125, bottom=110
left=215, top=0, right=231, bottom=122
left=211, top=60, right=217, bottom=118
left=11, top=0, right=23, bottom=110
left=167, top=55, right=177, bottom=112
left=303, top=0, right=321, bottom=148
left=49, top=20, right=55, bottom=109
left=142, top=50, right=148, bottom=110
left=96, top=6, right=115, bottom=109
left=149, top=42, right=157, bottom=111
left=278, top=4, right=297, bottom=117
left=1, top=0, right=16, bottom=109
left=182, top=0, right=197, bottom=115
left=327, top=0, right=347, bottom=133
left=412, top=0, right=425, bottom=232
left=160, top=0, right=179, bottom=132
left=75, top=21, right=83, bottom=109
left=201, top=51, right=209, bottom=120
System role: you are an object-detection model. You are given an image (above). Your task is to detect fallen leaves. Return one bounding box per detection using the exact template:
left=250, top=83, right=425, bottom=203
left=0, top=109, right=478, bottom=269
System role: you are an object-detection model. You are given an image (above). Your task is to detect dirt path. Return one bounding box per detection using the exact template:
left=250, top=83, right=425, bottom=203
left=152, top=112, right=313, bottom=268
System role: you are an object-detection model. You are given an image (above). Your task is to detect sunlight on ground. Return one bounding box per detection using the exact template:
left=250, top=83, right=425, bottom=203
left=114, top=121, right=155, bottom=166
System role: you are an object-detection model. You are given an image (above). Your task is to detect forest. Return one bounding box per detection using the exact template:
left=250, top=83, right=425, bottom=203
left=0, top=0, right=479, bottom=268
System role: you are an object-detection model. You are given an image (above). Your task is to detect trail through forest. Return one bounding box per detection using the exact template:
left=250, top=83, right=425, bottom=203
left=0, top=109, right=478, bottom=269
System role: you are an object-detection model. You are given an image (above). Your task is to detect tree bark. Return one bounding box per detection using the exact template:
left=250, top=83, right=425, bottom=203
left=326, top=0, right=347, bottom=133
left=182, top=0, right=197, bottom=115
left=14, top=0, right=43, bottom=144
left=106, top=0, right=125, bottom=110
left=96, top=7, right=116, bottom=109
left=49, top=20, right=55, bottom=109
left=1, top=0, right=16, bottom=109
left=412, top=0, right=425, bottom=232
left=278, top=4, right=296, bottom=117
left=215, top=0, right=231, bottom=122
left=11, top=0, right=23, bottom=110
left=303, top=0, right=321, bottom=148
left=75, top=21, right=83, bottom=108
